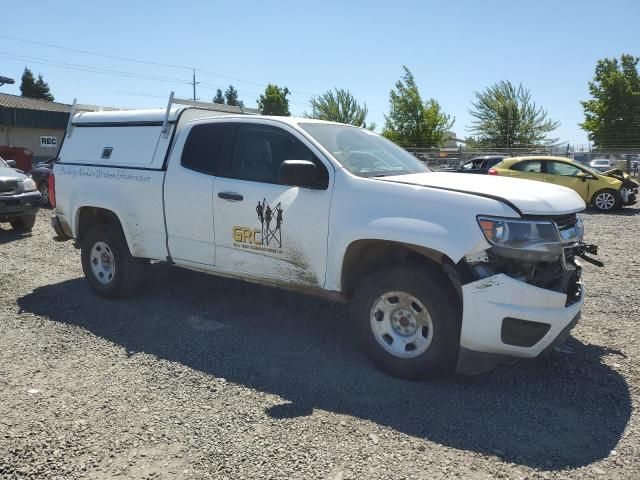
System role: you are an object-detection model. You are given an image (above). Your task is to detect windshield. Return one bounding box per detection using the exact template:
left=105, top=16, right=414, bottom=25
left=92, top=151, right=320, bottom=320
left=299, top=123, right=430, bottom=177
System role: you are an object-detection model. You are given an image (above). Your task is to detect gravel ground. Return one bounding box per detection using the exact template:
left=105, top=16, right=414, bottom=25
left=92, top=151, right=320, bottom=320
left=0, top=206, right=639, bottom=479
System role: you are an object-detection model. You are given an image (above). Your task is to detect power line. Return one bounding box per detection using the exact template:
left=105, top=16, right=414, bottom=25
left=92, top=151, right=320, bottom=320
left=0, top=52, right=192, bottom=85
left=0, top=34, right=315, bottom=97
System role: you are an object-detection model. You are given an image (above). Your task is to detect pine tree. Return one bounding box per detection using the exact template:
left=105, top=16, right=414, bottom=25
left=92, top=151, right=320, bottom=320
left=20, top=68, right=54, bottom=101
left=20, top=68, right=37, bottom=98
left=258, top=84, right=290, bottom=116
left=34, top=74, right=54, bottom=101
left=213, top=88, right=225, bottom=104
left=224, top=85, right=244, bottom=107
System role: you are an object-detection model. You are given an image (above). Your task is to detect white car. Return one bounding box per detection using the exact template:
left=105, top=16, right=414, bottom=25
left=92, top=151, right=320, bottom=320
left=50, top=99, right=598, bottom=379
left=589, top=158, right=612, bottom=172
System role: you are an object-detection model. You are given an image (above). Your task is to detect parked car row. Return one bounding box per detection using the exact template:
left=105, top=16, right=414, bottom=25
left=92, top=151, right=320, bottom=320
left=440, top=155, right=638, bottom=212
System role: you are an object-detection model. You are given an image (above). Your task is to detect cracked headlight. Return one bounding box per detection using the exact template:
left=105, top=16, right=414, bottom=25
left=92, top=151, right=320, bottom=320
left=21, top=178, right=37, bottom=192
left=477, top=216, right=562, bottom=260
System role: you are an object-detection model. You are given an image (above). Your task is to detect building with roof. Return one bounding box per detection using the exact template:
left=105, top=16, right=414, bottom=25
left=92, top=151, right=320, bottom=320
left=0, top=93, right=258, bottom=165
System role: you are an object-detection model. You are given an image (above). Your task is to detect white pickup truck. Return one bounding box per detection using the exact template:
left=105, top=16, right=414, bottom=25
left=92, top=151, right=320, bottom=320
left=51, top=101, right=599, bottom=379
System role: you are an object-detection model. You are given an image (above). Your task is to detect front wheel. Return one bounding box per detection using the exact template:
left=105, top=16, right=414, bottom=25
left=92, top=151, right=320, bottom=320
left=80, top=224, right=145, bottom=298
left=351, top=267, right=460, bottom=380
left=592, top=189, right=620, bottom=211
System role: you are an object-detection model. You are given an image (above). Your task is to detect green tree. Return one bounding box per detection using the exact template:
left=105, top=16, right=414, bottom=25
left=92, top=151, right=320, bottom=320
left=382, top=66, right=453, bottom=146
left=19, top=68, right=37, bottom=98
left=20, top=68, right=54, bottom=101
left=468, top=80, right=558, bottom=148
left=305, top=88, right=374, bottom=128
left=212, top=88, right=225, bottom=104
left=581, top=54, right=640, bottom=149
left=258, top=84, right=291, bottom=116
left=34, top=74, right=54, bottom=101
left=224, top=85, right=244, bottom=108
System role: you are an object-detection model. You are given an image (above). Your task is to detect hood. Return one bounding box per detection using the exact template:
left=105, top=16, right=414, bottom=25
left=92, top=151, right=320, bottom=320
left=0, top=166, right=27, bottom=181
left=381, top=172, right=586, bottom=216
left=603, top=168, right=640, bottom=187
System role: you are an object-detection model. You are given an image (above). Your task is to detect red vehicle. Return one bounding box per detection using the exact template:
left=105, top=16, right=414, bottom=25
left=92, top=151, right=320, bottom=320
left=0, top=146, right=33, bottom=172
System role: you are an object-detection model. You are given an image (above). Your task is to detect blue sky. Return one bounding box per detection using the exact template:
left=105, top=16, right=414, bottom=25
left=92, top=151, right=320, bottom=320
left=1, top=0, right=638, bottom=146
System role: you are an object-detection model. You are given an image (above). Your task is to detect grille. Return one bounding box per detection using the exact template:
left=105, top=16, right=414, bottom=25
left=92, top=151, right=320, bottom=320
left=552, top=213, right=577, bottom=231
left=524, top=213, right=577, bottom=231
left=0, top=179, right=19, bottom=195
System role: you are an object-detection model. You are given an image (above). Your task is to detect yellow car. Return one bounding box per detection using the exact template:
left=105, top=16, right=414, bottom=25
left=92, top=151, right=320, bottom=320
left=490, top=156, right=639, bottom=211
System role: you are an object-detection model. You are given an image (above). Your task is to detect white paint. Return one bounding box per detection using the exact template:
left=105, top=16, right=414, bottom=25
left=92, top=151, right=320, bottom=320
left=460, top=274, right=583, bottom=357
left=54, top=108, right=588, bottom=360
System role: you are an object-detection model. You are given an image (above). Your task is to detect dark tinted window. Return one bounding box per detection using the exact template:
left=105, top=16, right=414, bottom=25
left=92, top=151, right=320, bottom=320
left=181, top=123, right=227, bottom=175
left=511, top=160, right=542, bottom=173
left=231, top=125, right=328, bottom=188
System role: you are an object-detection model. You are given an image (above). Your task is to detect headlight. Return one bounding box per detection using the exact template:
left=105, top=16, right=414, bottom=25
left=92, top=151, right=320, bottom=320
left=22, top=178, right=37, bottom=192
left=477, top=216, right=562, bottom=260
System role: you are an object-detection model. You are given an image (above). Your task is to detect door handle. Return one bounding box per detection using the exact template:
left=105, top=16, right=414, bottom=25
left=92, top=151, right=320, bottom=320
left=218, top=192, right=243, bottom=201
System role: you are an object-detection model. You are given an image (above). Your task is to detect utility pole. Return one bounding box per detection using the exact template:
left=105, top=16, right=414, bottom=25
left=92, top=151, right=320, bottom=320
left=192, top=69, right=200, bottom=101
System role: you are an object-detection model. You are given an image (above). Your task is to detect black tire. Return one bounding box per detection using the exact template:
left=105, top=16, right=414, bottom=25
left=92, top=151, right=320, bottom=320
left=10, top=215, right=36, bottom=232
left=38, top=182, right=50, bottom=207
left=591, top=189, right=621, bottom=212
left=351, top=266, right=460, bottom=380
left=81, top=223, right=145, bottom=298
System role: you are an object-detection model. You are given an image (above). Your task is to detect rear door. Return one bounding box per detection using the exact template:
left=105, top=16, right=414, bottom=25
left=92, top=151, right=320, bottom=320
left=212, top=121, right=333, bottom=287
left=507, top=159, right=545, bottom=181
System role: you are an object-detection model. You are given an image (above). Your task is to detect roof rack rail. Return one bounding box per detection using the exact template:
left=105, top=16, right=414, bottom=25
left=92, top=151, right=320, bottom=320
left=161, top=91, right=175, bottom=138
left=65, top=98, right=77, bottom=138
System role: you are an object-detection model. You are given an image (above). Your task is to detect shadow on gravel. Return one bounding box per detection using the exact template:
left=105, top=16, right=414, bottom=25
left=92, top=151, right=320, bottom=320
left=17, top=264, right=631, bottom=471
left=0, top=228, right=32, bottom=244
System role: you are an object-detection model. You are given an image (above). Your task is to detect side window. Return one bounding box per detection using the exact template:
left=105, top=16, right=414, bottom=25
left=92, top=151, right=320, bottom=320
left=231, top=125, right=329, bottom=188
left=511, top=160, right=542, bottom=173
left=548, top=161, right=581, bottom=177
left=181, top=123, right=227, bottom=175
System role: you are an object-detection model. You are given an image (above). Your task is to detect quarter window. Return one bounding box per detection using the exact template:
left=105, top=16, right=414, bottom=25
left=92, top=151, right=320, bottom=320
left=181, top=123, right=227, bottom=175
left=511, top=160, right=542, bottom=173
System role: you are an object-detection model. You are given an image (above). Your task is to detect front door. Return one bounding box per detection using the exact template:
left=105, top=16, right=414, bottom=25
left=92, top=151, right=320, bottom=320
left=212, top=122, right=333, bottom=287
left=544, top=161, right=590, bottom=201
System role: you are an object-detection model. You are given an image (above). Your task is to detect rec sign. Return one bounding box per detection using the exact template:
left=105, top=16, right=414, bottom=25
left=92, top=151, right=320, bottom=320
left=40, top=136, right=57, bottom=148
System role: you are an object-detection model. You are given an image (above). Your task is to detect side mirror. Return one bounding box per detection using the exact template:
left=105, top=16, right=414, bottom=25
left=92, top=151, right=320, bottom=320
left=278, top=160, right=317, bottom=187
left=6, top=159, right=16, bottom=168
left=576, top=172, right=588, bottom=182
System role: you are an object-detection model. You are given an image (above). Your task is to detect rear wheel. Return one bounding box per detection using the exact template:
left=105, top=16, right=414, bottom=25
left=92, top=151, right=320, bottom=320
left=81, top=224, right=145, bottom=298
left=38, top=182, right=50, bottom=206
left=10, top=215, right=36, bottom=232
left=351, top=266, right=460, bottom=380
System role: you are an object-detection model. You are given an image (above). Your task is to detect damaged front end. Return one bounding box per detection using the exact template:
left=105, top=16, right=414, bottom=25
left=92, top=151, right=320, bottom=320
left=453, top=213, right=601, bottom=374
left=604, top=169, right=639, bottom=205
left=465, top=213, right=600, bottom=302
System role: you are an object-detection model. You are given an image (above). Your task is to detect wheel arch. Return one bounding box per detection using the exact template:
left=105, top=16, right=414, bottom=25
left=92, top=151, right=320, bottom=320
left=340, top=239, right=461, bottom=303
left=74, top=206, right=134, bottom=254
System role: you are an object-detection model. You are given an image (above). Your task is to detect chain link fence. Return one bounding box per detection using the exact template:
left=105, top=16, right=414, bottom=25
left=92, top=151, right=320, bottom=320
left=406, top=146, right=640, bottom=177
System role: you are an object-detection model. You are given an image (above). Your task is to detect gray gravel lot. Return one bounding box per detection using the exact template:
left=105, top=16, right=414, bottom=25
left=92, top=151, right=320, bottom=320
left=1, top=206, right=639, bottom=479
